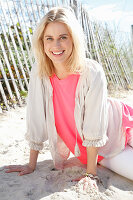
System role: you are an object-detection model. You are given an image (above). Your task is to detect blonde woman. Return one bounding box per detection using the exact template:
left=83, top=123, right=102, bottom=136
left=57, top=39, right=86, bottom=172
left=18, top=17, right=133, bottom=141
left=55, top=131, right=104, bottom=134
left=5, top=7, right=133, bottom=190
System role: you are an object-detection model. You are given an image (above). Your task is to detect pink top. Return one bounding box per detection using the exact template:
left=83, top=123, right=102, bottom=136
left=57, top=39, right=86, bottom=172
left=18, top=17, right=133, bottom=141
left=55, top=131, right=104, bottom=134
left=50, top=73, right=103, bottom=164
left=50, top=73, right=80, bottom=153
left=50, top=74, right=83, bottom=160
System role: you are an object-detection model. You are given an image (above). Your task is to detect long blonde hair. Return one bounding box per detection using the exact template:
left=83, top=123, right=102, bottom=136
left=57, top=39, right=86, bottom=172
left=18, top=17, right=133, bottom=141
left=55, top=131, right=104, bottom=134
left=32, top=7, right=87, bottom=78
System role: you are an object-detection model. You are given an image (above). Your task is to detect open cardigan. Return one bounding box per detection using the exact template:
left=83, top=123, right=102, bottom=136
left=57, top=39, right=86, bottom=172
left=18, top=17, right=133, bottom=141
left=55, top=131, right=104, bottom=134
left=25, top=59, right=125, bottom=168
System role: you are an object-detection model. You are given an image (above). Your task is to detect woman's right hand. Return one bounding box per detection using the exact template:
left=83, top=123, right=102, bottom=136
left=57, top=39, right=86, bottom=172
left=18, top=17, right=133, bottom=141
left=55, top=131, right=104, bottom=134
left=4, top=165, right=35, bottom=176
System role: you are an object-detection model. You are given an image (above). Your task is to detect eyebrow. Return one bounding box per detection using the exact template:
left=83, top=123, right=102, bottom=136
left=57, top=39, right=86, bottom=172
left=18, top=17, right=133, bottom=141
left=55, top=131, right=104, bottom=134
left=44, top=34, right=69, bottom=38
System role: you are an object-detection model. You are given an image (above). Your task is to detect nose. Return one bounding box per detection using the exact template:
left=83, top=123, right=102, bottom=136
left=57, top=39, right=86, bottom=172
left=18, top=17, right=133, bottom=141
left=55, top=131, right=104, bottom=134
left=53, top=39, right=61, bottom=48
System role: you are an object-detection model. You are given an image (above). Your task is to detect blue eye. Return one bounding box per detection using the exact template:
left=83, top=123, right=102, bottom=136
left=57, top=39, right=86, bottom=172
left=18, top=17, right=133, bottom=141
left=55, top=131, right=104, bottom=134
left=60, top=36, right=67, bottom=40
left=47, top=37, right=53, bottom=41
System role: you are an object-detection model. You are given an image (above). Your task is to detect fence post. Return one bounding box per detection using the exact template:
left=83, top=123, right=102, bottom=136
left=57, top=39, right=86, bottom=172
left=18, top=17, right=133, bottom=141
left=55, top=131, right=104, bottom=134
left=73, top=0, right=78, bottom=18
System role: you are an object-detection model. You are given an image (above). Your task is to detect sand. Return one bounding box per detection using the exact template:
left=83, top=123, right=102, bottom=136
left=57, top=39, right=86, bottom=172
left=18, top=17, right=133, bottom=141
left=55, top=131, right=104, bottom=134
left=0, top=89, right=133, bottom=200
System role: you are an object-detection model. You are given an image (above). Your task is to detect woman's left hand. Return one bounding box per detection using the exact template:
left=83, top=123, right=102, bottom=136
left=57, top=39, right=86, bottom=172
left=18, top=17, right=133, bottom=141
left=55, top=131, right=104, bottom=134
left=72, top=176, right=99, bottom=191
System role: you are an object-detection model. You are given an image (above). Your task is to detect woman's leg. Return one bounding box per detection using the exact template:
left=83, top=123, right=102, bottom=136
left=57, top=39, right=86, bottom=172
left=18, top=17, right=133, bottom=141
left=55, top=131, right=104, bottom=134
left=99, top=145, right=133, bottom=181
left=99, top=103, right=133, bottom=181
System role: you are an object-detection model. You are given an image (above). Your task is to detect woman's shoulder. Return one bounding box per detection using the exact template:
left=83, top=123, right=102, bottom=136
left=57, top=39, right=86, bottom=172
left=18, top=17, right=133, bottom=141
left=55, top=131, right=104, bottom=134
left=30, top=63, right=38, bottom=76
left=85, top=58, right=103, bottom=72
left=30, top=63, right=48, bottom=81
left=82, top=58, right=104, bottom=78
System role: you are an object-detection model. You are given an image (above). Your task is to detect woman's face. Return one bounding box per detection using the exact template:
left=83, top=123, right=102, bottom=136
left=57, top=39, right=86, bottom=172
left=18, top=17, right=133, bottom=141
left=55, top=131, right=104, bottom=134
left=43, top=22, right=73, bottom=69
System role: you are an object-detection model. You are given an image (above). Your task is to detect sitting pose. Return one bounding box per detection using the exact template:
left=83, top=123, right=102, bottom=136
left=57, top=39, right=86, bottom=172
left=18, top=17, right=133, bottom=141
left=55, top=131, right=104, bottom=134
left=5, top=7, right=133, bottom=190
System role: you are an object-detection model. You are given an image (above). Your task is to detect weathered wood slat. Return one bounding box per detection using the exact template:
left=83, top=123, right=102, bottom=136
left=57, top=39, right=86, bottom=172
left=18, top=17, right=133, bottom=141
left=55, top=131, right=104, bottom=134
left=0, top=59, right=14, bottom=100
left=0, top=81, right=10, bottom=110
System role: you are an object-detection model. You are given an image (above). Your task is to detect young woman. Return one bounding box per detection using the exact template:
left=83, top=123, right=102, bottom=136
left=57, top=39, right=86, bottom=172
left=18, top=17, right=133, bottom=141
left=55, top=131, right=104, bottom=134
left=5, top=7, right=133, bottom=190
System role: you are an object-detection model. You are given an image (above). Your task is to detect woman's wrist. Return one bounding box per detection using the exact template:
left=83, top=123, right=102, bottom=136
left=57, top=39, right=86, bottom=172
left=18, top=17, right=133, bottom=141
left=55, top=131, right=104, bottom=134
left=83, top=172, right=101, bottom=183
left=28, top=149, right=39, bottom=171
left=86, top=146, right=98, bottom=176
left=86, top=165, right=97, bottom=176
left=86, top=169, right=97, bottom=176
left=28, top=163, right=36, bottom=171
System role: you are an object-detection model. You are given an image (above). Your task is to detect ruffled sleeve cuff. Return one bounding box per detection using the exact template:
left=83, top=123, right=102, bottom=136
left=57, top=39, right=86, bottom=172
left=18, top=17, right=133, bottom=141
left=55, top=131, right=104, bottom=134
left=82, top=135, right=108, bottom=147
left=28, top=141, right=44, bottom=151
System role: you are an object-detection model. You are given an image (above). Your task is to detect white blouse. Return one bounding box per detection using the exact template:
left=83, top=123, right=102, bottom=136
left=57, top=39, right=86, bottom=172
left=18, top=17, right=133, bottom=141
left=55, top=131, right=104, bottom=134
left=25, top=59, right=125, bottom=168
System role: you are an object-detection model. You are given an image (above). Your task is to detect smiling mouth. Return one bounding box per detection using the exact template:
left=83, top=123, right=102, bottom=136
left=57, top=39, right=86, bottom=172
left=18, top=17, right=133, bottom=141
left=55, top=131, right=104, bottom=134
left=52, top=50, right=65, bottom=55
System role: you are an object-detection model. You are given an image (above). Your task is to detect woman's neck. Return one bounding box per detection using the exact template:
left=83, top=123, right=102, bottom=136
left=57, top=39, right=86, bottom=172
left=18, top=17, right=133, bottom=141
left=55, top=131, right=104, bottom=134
left=54, top=64, right=71, bottom=80
left=55, top=70, right=71, bottom=80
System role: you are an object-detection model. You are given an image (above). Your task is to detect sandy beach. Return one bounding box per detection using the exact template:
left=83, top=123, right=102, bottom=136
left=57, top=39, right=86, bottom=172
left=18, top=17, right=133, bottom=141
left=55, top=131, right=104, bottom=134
left=0, top=89, right=133, bottom=200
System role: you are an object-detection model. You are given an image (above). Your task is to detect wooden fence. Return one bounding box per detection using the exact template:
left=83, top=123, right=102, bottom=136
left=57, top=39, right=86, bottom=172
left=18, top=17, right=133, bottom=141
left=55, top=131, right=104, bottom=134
left=0, top=0, right=133, bottom=112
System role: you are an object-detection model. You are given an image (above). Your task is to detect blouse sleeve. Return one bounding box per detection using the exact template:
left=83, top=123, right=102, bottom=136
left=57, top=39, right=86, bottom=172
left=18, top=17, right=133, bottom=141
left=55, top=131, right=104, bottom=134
left=25, top=64, right=48, bottom=151
left=82, top=60, right=108, bottom=147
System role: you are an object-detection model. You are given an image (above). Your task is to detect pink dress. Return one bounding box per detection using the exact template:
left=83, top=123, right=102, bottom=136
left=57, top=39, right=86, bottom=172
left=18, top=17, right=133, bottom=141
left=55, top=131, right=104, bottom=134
left=50, top=74, right=133, bottom=164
